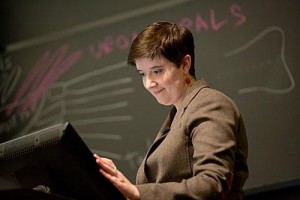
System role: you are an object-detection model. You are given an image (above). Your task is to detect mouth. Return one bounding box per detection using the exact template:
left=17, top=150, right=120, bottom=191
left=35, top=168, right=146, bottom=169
left=153, top=88, right=164, bottom=95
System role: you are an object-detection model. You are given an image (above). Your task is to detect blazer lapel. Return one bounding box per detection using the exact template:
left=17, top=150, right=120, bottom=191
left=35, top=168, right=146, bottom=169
left=140, top=106, right=176, bottom=182
left=177, top=78, right=209, bottom=118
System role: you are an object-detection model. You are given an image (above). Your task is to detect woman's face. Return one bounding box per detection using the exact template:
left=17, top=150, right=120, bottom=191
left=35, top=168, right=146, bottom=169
left=135, top=57, right=188, bottom=106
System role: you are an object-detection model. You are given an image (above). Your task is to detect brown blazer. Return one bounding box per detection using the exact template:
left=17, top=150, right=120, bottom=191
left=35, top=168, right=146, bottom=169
left=136, top=79, right=249, bottom=200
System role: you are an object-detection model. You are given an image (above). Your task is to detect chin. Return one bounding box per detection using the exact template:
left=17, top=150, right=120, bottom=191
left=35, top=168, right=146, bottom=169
left=156, top=99, right=172, bottom=106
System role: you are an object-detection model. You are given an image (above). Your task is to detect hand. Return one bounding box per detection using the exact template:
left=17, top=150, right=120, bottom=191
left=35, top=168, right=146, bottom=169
left=94, top=154, right=140, bottom=200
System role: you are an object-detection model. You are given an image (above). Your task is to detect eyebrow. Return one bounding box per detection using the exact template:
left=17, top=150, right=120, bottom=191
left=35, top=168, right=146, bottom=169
left=136, top=65, right=163, bottom=72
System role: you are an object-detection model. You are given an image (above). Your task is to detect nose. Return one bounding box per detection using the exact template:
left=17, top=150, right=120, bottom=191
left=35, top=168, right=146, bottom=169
left=144, top=76, right=157, bottom=89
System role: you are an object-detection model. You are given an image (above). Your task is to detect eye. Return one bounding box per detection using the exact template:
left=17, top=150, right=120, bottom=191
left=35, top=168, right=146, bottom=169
left=153, top=68, right=163, bottom=75
left=138, top=72, right=145, bottom=77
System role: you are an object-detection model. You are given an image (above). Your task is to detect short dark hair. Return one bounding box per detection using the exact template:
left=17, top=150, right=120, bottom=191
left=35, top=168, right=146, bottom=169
left=127, top=21, right=196, bottom=78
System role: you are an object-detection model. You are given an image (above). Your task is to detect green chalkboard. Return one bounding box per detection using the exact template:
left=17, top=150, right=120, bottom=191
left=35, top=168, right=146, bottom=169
left=1, top=0, right=299, bottom=192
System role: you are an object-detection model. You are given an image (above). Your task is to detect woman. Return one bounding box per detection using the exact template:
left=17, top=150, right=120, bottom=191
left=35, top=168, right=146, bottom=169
left=94, top=21, right=249, bottom=200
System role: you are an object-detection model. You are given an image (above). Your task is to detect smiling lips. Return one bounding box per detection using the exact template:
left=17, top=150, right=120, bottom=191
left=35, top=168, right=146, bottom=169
left=153, top=88, right=164, bottom=95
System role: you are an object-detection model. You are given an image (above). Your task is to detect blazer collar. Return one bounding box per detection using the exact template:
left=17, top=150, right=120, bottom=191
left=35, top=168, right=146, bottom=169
left=153, top=78, right=209, bottom=140
left=176, top=78, right=209, bottom=116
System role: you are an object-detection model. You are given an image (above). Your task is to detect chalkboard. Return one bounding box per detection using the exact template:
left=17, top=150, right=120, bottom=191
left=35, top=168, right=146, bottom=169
left=1, top=0, right=300, bottom=193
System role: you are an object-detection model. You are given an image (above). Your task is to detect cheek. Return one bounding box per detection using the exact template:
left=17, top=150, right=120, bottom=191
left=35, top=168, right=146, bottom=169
left=164, top=71, right=180, bottom=84
left=161, top=69, right=185, bottom=91
left=168, top=76, right=186, bottom=97
left=167, top=74, right=184, bottom=88
left=142, top=79, right=146, bottom=88
left=141, top=77, right=149, bottom=89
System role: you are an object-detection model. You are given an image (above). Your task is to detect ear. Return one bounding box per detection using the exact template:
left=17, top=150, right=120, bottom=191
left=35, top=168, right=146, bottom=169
left=182, top=55, right=191, bottom=74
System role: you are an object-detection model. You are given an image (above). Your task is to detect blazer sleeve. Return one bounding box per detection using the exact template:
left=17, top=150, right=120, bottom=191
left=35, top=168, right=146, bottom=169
left=136, top=88, right=246, bottom=200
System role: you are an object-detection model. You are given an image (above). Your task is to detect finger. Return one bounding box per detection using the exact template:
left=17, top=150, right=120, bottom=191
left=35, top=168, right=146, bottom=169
left=99, top=168, right=128, bottom=189
left=100, top=168, right=138, bottom=200
left=94, top=154, right=117, bottom=169
left=100, top=157, right=115, bottom=167
left=98, top=159, right=117, bottom=172
left=100, top=169, right=125, bottom=187
left=96, top=159, right=118, bottom=176
left=100, top=168, right=115, bottom=180
left=93, top=153, right=100, bottom=159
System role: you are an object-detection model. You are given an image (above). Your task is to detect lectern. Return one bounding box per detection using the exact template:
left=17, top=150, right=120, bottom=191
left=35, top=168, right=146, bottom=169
left=0, top=188, right=74, bottom=200
left=0, top=122, right=125, bottom=200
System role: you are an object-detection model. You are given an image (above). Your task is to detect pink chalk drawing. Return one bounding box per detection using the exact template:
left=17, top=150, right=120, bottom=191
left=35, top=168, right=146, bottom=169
left=89, top=32, right=137, bottom=60
left=230, top=3, right=247, bottom=27
left=6, top=44, right=82, bottom=116
left=178, top=3, right=246, bottom=33
left=210, top=9, right=229, bottom=31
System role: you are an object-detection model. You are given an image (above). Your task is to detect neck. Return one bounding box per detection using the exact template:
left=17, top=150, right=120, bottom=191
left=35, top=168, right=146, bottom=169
left=174, top=79, right=196, bottom=109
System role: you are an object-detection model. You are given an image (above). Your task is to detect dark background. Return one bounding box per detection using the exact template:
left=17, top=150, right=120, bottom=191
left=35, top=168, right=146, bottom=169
left=1, top=0, right=299, bottom=198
